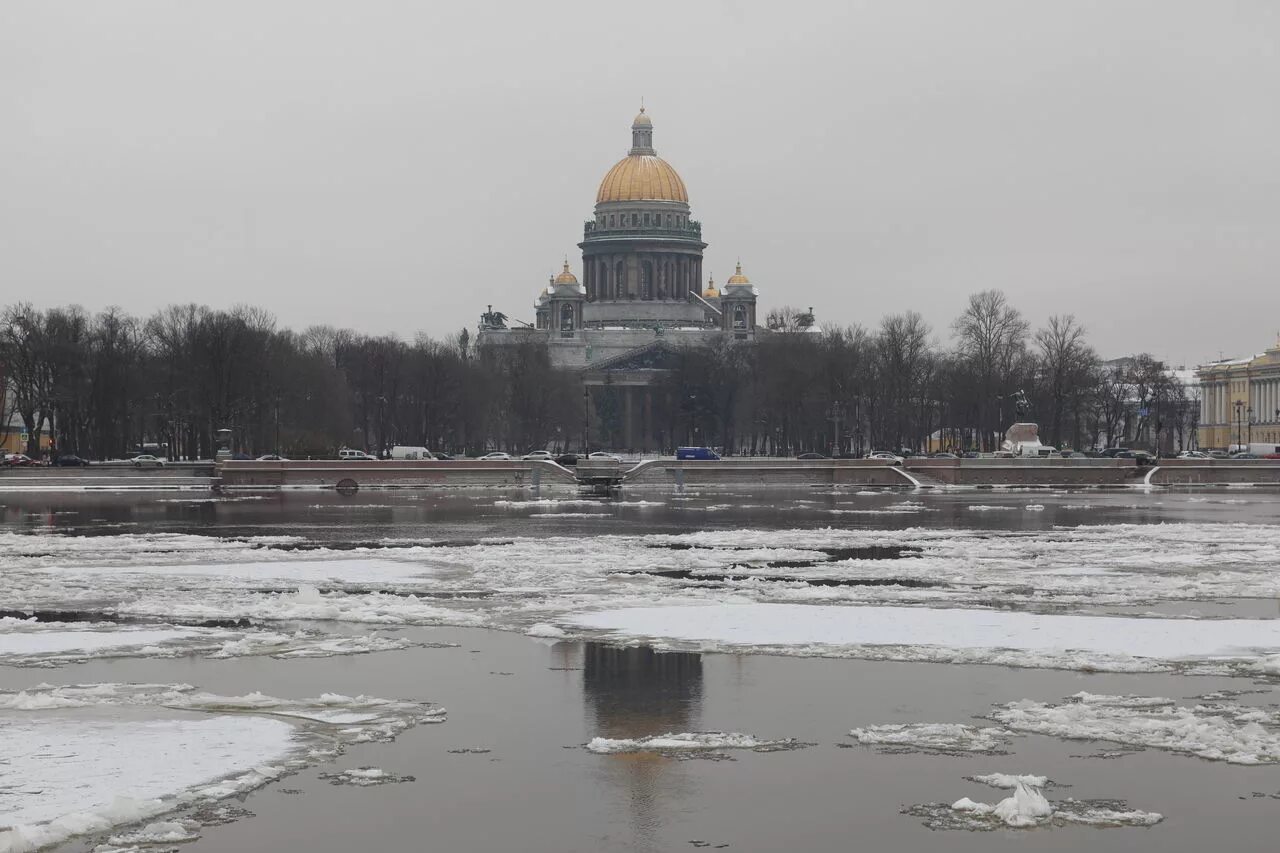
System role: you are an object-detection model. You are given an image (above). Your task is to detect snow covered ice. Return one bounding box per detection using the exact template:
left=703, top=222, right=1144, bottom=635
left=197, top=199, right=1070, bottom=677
left=906, top=774, right=1162, bottom=831
left=586, top=732, right=809, bottom=754
left=0, top=683, right=445, bottom=852
left=848, top=723, right=1013, bottom=754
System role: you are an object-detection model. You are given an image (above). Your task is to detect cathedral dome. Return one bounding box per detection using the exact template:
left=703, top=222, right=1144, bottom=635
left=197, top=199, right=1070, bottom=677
left=702, top=274, right=720, bottom=299
left=595, top=108, right=689, bottom=204
left=553, top=259, right=579, bottom=285
left=725, top=262, right=750, bottom=285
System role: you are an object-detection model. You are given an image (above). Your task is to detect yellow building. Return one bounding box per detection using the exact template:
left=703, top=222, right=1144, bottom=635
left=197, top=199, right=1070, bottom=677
left=1197, top=339, right=1280, bottom=450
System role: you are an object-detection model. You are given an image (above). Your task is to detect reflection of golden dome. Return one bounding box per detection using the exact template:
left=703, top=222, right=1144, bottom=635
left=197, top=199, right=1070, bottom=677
left=702, top=275, right=719, bottom=299
left=554, top=259, right=579, bottom=285
left=726, top=262, right=750, bottom=285
left=597, top=155, right=688, bottom=203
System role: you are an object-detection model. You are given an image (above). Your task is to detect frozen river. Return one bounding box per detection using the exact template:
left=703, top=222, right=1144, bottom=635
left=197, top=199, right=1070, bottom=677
left=3, top=487, right=1280, bottom=851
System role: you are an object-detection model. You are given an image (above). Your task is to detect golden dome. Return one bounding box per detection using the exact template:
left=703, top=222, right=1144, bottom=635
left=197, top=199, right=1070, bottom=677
left=632, top=107, right=652, bottom=127
left=553, top=259, right=579, bottom=285
left=597, top=155, right=688, bottom=203
left=726, top=262, right=750, bottom=285
left=702, top=275, right=719, bottom=299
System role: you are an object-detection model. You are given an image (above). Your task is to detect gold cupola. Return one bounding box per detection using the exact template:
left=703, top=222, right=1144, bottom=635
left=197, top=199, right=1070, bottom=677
left=553, top=259, right=579, bottom=285
left=725, top=261, right=750, bottom=285
left=702, top=274, right=720, bottom=299
left=596, top=108, right=689, bottom=204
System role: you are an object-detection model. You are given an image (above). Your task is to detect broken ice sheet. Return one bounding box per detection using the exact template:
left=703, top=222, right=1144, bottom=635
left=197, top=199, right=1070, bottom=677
left=0, top=683, right=444, bottom=852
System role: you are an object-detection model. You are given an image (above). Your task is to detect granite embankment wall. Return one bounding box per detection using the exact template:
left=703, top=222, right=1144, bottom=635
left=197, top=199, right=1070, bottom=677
left=216, top=459, right=578, bottom=490
left=904, top=458, right=1142, bottom=486
left=624, top=459, right=915, bottom=487
left=1147, top=460, right=1280, bottom=486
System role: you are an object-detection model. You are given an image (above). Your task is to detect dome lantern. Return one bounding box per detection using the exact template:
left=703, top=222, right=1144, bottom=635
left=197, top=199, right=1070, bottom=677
left=596, top=108, right=689, bottom=204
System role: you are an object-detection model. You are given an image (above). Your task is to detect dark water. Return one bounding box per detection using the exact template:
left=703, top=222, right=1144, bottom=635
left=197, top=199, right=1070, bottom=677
left=3, top=487, right=1279, bottom=852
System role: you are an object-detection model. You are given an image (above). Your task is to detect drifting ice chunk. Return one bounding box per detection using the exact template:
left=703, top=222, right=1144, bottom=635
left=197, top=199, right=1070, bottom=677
left=849, top=723, right=1012, bottom=754
left=586, top=732, right=806, bottom=754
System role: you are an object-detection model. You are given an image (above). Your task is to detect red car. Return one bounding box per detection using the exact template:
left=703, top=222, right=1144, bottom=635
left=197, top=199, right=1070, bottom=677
left=3, top=453, right=34, bottom=466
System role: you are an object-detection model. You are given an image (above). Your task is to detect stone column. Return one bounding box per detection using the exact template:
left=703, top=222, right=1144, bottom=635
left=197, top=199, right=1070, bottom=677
left=624, top=387, right=634, bottom=451
left=643, top=389, right=653, bottom=452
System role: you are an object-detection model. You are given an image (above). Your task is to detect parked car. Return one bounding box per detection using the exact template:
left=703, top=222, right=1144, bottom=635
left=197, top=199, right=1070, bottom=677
left=676, top=447, right=721, bottom=461
left=433, top=452, right=454, bottom=461
left=866, top=451, right=904, bottom=465
left=1230, top=452, right=1261, bottom=459
left=554, top=453, right=578, bottom=466
left=797, top=452, right=827, bottom=460
left=1177, top=451, right=1209, bottom=459
left=132, top=454, right=165, bottom=468
left=1205, top=450, right=1230, bottom=459
left=54, top=454, right=89, bottom=467
left=479, top=452, right=513, bottom=461
left=522, top=450, right=555, bottom=461
left=929, top=452, right=959, bottom=459
left=338, top=449, right=376, bottom=461
left=587, top=451, right=624, bottom=462
left=4, top=453, right=34, bottom=466
left=256, top=454, right=288, bottom=461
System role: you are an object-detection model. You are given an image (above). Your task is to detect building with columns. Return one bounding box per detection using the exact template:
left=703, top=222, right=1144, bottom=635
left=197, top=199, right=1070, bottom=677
left=477, top=108, right=764, bottom=451
left=1197, top=338, right=1280, bottom=451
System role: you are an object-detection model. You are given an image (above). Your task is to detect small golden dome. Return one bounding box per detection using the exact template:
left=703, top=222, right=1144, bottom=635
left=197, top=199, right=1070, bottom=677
left=597, top=155, right=688, bottom=203
left=726, top=262, right=750, bottom=285
left=554, top=259, right=579, bottom=285
left=702, top=275, right=720, bottom=299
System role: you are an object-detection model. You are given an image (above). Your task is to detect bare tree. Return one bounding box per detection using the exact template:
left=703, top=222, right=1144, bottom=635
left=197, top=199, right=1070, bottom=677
left=952, top=290, right=1029, bottom=449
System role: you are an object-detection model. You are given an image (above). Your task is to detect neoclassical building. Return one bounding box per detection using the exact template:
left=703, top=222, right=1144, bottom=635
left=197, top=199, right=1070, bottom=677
left=1197, top=338, right=1280, bottom=450
left=478, top=108, right=760, bottom=369
left=476, top=108, right=762, bottom=450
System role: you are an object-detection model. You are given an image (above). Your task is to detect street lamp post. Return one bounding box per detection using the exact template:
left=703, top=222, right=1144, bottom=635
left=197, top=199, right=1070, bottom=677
left=1234, top=400, right=1244, bottom=452
left=1247, top=406, right=1254, bottom=446
left=582, top=386, right=589, bottom=454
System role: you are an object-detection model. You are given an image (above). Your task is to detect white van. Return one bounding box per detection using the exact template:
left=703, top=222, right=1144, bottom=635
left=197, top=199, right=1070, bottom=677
left=338, top=448, right=377, bottom=461
left=388, top=446, right=435, bottom=461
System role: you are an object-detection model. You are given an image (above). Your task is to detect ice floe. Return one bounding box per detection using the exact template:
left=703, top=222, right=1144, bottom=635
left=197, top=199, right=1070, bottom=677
left=319, top=767, right=415, bottom=786
left=568, top=602, right=1280, bottom=673
left=848, top=723, right=1012, bottom=754
left=906, top=776, right=1162, bottom=830
left=0, top=618, right=419, bottom=667
left=586, top=732, right=809, bottom=755
left=989, top=691, right=1280, bottom=764
left=0, top=683, right=444, bottom=852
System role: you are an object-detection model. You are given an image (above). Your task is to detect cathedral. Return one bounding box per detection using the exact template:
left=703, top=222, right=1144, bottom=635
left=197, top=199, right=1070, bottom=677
left=477, top=107, right=760, bottom=366
left=476, top=107, right=762, bottom=450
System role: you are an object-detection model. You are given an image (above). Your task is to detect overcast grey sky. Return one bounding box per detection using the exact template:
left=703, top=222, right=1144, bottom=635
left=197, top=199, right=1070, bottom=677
left=3, top=1, right=1277, bottom=366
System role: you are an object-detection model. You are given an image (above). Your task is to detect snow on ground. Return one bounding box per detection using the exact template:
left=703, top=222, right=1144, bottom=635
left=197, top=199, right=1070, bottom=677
left=568, top=603, right=1280, bottom=673
left=989, top=692, right=1280, bottom=764
left=586, top=732, right=808, bottom=754
left=0, top=618, right=418, bottom=667
left=0, top=683, right=444, bottom=852
left=848, top=723, right=1013, bottom=754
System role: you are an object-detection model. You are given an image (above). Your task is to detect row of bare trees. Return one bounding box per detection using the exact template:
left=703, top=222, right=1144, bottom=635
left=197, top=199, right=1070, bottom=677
left=656, top=291, right=1195, bottom=455
left=1, top=292, right=1195, bottom=458
left=0, top=304, right=579, bottom=459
